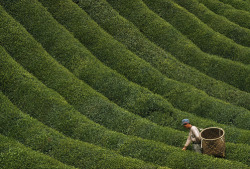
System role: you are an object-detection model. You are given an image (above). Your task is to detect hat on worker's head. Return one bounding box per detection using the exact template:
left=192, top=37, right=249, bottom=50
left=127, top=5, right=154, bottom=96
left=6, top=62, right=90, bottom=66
left=182, top=119, right=190, bottom=125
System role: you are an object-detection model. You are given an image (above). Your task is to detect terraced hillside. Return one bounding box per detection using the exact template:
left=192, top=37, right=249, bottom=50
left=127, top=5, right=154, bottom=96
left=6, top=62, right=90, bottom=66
left=0, top=0, right=249, bottom=168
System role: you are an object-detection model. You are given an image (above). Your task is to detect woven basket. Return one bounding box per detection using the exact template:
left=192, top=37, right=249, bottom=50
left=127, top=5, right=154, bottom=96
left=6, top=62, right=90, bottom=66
left=200, top=127, right=225, bottom=157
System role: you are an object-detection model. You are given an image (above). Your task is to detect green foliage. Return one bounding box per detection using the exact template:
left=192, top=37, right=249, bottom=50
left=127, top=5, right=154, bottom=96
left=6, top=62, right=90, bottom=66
left=2, top=71, right=247, bottom=168
left=1, top=48, right=249, bottom=166
left=0, top=44, right=184, bottom=148
left=170, top=0, right=250, bottom=45
left=1, top=43, right=249, bottom=167
left=0, top=7, right=249, bottom=167
left=146, top=108, right=250, bottom=145
left=0, top=134, right=75, bottom=169
left=197, top=0, right=250, bottom=29
left=0, top=91, right=161, bottom=169
left=76, top=0, right=250, bottom=111
left=213, top=0, right=250, bottom=13
left=143, top=0, right=250, bottom=52
left=225, top=142, right=250, bottom=166
left=106, top=0, right=250, bottom=93
left=0, top=0, right=176, bottom=119
left=117, top=138, right=249, bottom=168
left=32, top=0, right=250, bottom=130
left=0, top=0, right=249, bottom=168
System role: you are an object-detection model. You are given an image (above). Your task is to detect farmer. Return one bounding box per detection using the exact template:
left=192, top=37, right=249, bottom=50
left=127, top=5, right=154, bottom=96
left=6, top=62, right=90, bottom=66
left=182, top=119, right=202, bottom=153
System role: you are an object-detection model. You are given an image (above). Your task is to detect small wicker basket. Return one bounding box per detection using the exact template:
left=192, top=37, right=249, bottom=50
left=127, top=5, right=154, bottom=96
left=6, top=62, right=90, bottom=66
left=200, top=127, right=225, bottom=157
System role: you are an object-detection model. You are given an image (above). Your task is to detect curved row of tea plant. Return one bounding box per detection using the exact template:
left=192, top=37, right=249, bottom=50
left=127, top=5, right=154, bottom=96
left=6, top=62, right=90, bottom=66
left=171, top=0, right=250, bottom=46
left=0, top=0, right=249, bottom=168
left=1, top=4, right=250, bottom=166
left=2, top=0, right=250, bottom=152
left=1, top=42, right=249, bottom=147
left=31, top=0, right=250, bottom=130
left=0, top=0, right=176, bottom=120
left=76, top=0, right=250, bottom=111
left=0, top=91, right=159, bottom=169
left=218, top=0, right=250, bottom=12
left=198, top=0, right=250, bottom=29
left=1, top=0, right=250, bottom=139
left=0, top=50, right=177, bottom=169
left=105, top=0, right=250, bottom=93
left=0, top=134, right=75, bottom=169
left=0, top=46, right=249, bottom=167
left=143, top=0, right=250, bottom=49
left=4, top=0, right=250, bottom=132
left=0, top=2, right=188, bottom=144
left=0, top=45, right=184, bottom=149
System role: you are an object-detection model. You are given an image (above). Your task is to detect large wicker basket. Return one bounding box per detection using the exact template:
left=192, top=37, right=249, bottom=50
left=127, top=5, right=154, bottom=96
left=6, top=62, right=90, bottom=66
left=200, top=127, right=225, bottom=157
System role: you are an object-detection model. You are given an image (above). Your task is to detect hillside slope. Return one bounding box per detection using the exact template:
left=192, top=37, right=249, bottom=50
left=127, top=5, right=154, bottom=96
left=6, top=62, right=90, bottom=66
left=0, top=0, right=249, bottom=168
left=75, top=0, right=250, bottom=110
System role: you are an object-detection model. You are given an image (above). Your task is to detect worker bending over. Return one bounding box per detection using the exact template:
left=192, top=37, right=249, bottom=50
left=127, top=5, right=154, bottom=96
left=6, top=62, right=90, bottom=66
left=182, top=119, right=202, bottom=153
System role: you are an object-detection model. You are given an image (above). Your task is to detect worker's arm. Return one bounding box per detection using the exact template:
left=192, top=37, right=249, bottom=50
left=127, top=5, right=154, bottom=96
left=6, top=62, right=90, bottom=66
left=182, top=134, right=191, bottom=150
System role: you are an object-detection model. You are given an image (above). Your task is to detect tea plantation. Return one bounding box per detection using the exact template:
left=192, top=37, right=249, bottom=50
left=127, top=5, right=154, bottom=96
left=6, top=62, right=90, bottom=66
left=0, top=0, right=249, bottom=168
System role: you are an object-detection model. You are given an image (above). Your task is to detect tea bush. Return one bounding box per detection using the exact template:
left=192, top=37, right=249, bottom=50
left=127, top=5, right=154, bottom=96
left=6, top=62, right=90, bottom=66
left=1, top=43, right=249, bottom=149
left=0, top=0, right=249, bottom=167
left=143, top=0, right=250, bottom=49
left=0, top=91, right=159, bottom=169
left=0, top=91, right=248, bottom=168
left=76, top=0, right=250, bottom=110
left=197, top=0, right=250, bottom=29
left=30, top=0, right=250, bottom=130
left=0, top=45, right=185, bottom=148
left=171, top=0, right=250, bottom=46
left=218, top=0, right=250, bottom=12
left=0, top=8, right=249, bottom=167
left=105, top=0, right=250, bottom=92
left=0, top=134, right=76, bottom=169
